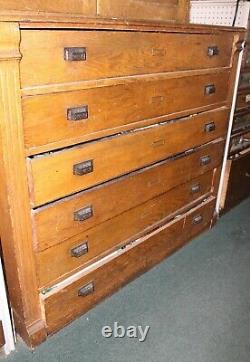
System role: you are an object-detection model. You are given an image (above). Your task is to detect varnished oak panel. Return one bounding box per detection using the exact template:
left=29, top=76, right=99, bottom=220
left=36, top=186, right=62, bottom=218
left=44, top=197, right=216, bottom=334
left=20, top=30, right=233, bottom=87
left=29, top=110, right=228, bottom=206
left=34, top=140, right=224, bottom=251
left=22, top=75, right=230, bottom=151
left=0, top=0, right=96, bottom=16
left=0, top=23, right=46, bottom=346
left=97, top=0, right=189, bottom=23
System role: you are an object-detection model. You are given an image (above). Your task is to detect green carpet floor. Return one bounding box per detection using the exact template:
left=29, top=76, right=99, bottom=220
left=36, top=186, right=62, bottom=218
left=5, top=199, right=250, bottom=362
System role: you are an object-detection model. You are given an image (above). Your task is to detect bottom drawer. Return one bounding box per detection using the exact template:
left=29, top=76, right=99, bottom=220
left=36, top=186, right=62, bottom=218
left=44, top=197, right=216, bottom=334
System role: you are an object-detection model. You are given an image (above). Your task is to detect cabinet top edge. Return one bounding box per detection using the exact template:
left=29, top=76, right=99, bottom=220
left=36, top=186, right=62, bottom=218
left=0, top=14, right=245, bottom=34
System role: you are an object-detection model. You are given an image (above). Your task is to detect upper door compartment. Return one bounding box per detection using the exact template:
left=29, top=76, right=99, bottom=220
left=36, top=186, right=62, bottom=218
left=97, top=0, right=189, bottom=23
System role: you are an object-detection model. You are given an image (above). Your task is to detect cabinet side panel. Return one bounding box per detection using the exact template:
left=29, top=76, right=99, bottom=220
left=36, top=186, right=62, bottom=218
left=0, top=22, right=46, bottom=346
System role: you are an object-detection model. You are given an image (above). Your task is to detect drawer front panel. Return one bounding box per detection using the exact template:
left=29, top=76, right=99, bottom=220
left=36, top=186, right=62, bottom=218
left=20, top=30, right=233, bottom=87
left=34, top=140, right=224, bottom=250
left=36, top=171, right=214, bottom=287
left=44, top=197, right=215, bottom=334
left=22, top=73, right=230, bottom=151
left=29, top=110, right=227, bottom=206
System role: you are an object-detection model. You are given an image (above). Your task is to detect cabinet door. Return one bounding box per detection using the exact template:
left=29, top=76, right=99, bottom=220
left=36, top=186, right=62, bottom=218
left=97, top=0, right=189, bottom=23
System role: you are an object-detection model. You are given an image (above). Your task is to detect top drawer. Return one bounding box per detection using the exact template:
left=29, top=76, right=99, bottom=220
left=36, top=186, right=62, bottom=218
left=20, top=30, right=233, bottom=88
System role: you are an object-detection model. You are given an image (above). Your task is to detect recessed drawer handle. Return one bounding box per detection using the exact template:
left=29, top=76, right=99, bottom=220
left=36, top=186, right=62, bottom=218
left=67, top=106, right=88, bottom=121
left=192, top=215, right=203, bottom=225
left=204, top=84, right=216, bottom=95
left=73, top=160, right=93, bottom=176
left=152, top=48, right=166, bottom=57
left=74, top=206, right=93, bottom=222
left=204, top=122, right=216, bottom=133
left=64, top=47, right=87, bottom=61
left=71, top=242, right=88, bottom=258
left=78, top=282, right=94, bottom=297
left=200, top=155, right=211, bottom=166
left=191, top=183, right=201, bottom=194
left=207, top=46, right=219, bottom=57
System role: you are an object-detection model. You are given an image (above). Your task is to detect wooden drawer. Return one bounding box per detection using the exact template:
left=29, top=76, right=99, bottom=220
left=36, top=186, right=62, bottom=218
left=236, top=90, right=250, bottom=110
left=44, top=197, right=216, bottom=334
left=22, top=72, right=230, bottom=152
left=36, top=170, right=214, bottom=287
left=34, top=140, right=224, bottom=251
left=0, top=0, right=96, bottom=16
left=28, top=110, right=227, bottom=207
left=97, top=0, right=189, bottom=23
left=20, top=30, right=233, bottom=88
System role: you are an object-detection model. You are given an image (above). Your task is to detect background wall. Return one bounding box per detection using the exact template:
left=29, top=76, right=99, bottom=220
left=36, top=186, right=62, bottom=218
left=190, top=0, right=250, bottom=27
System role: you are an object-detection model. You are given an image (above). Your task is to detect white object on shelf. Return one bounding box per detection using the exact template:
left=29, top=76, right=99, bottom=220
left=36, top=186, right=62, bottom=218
left=190, top=0, right=250, bottom=28
left=0, top=257, right=15, bottom=355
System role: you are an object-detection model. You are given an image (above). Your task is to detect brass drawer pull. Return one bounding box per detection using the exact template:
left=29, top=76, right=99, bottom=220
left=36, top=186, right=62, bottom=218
left=78, top=282, right=94, bottom=297
left=192, top=215, right=203, bottom=225
left=73, top=160, right=93, bottom=176
left=207, top=46, right=219, bottom=57
left=204, top=84, right=216, bottom=95
left=71, top=242, right=88, bottom=258
left=67, top=106, right=88, bottom=121
left=74, top=206, right=93, bottom=222
left=64, top=47, right=87, bottom=61
left=200, top=155, right=211, bottom=166
left=204, top=122, right=216, bottom=133
left=191, top=183, right=201, bottom=194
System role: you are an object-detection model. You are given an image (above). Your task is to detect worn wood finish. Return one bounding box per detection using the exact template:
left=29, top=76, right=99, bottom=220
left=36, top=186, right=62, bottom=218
left=34, top=140, right=224, bottom=251
left=29, top=108, right=228, bottom=206
left=0, top=0, right=96, bottom=16
left=36, top=171, right=214, bottom=287
left=22, top=75, right=230, bottom=150
left=44, top=197, right=215, bottom=334
left=0, top=23, right=46, bottom=346
left=20, top=30, right=233, bottom=88
left=97, top=0, right=189, bottom=23
left=0, top=16, right=242, bottom=346
left=0, top=0, right=188, bottom=23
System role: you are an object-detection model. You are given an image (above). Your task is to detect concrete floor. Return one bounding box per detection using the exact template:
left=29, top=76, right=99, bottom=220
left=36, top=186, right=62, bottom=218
left=4, top=198, right=250, bottom=362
